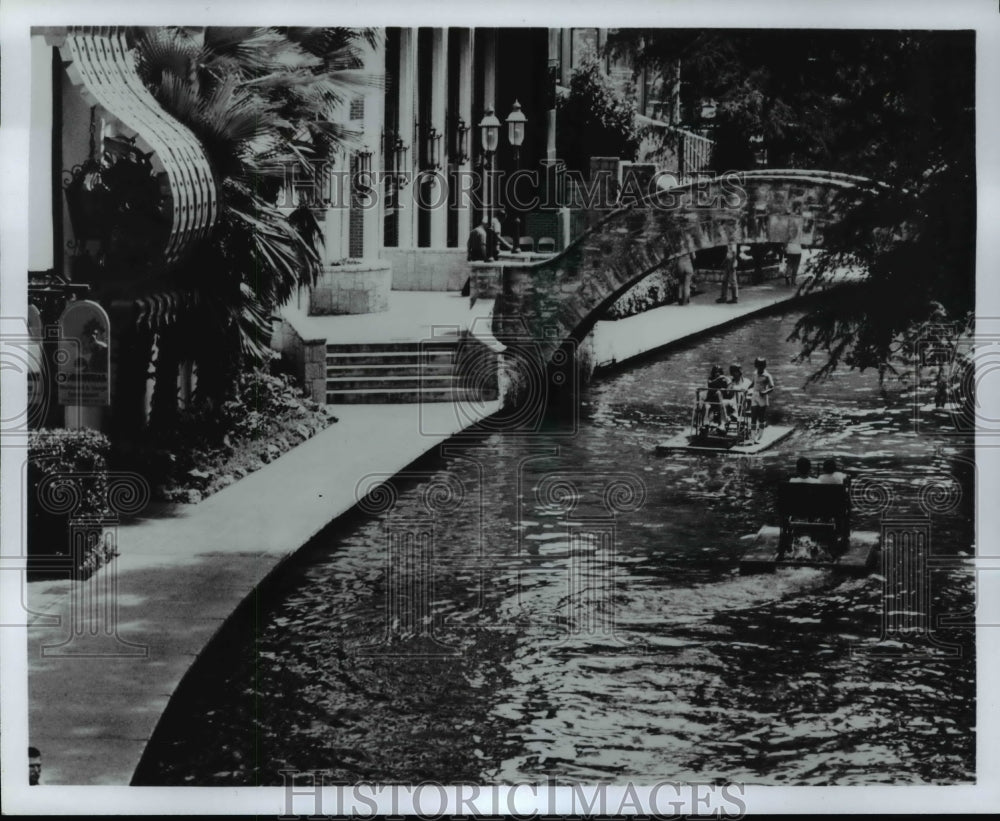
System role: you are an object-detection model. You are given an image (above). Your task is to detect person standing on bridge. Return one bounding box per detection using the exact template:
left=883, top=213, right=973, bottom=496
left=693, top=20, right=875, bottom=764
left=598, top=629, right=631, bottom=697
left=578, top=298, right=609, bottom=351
left=716, top=241, right=739, bottom=304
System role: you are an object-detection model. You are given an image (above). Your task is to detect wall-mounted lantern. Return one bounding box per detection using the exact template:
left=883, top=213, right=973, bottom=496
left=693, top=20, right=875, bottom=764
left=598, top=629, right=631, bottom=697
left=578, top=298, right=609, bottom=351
left=354, top=146, right=373, bottom=198
left=454, top=116, right=470, bottom=165
left=424, top=124, right=443, bottom=172
left=392, top=134, right=410, bottom=189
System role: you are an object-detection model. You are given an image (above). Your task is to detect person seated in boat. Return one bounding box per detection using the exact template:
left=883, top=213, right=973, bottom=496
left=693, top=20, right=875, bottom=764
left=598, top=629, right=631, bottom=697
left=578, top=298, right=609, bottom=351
left=703, top=364, right=729, bottom=428
left=817, top=458, right=849, bottom=485
left=723, top=363, right=752, bottom=421
left=789, top=456, right=817, bottom=483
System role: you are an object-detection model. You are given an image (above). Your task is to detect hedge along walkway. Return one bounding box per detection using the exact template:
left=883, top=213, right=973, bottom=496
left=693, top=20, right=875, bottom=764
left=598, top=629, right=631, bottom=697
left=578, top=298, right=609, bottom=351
left=26, top=400, right=499, bottom=785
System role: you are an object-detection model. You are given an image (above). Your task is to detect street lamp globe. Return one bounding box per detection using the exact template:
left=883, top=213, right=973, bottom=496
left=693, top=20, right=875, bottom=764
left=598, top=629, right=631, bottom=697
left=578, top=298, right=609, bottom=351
left=479, top=106, right=500, bottom=153
left=506, top=100, right=526, bottom=148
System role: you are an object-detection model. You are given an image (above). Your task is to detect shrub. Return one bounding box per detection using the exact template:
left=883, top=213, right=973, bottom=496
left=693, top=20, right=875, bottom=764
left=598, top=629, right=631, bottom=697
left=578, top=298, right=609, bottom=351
left=603, top=268, right=678, bottom=320
left=128, top=359, right=334, bottom=503
left=28, top=428, right=113, bottom=577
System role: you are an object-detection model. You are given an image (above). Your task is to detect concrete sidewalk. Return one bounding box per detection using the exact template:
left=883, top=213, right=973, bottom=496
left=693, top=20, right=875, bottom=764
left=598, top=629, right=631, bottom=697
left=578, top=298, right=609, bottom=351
left=282, top=290, right=493, bottom=344
left=591, top=280, right=797, bottom=369
left=27, top=400, right=498, bottom=785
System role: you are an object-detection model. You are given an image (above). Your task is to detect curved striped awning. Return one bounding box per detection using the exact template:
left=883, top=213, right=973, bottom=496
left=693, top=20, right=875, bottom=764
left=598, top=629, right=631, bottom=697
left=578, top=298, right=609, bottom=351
left=60, top=27, right=218, bottom=263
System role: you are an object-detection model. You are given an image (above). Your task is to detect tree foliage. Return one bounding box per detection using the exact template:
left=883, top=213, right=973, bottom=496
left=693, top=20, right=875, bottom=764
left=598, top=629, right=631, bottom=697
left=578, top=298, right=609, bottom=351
left=607, top=29, right=975, bottom=382
left=129, top=26, right=378, bottom=423
left=556, top=56, right=640, bottom=172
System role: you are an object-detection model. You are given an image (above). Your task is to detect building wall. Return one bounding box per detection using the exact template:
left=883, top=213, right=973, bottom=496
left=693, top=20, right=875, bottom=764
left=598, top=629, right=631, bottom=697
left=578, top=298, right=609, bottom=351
left=382, top=247, right=468, bottom=291
left=29, top=37, right=54, bottom=271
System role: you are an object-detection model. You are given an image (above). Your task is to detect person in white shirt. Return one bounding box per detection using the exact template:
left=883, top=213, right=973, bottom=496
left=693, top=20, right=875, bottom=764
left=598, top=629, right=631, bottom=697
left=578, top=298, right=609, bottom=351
left=724, top=363, right=752, bottom=422
left=817, top=459, right=848, bottom=484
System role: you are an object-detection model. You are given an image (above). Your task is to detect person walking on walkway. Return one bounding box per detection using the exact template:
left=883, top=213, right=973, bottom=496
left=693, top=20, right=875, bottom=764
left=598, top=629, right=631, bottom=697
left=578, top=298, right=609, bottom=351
left=784, top=238, right=803, bottom=285
left=717, top=241, right=739, bottom=304
left=676, top=253, right=695, bottom=305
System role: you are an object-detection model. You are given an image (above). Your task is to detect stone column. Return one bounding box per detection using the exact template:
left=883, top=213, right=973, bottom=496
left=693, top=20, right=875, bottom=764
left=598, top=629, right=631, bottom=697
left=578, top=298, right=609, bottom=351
left=480, top=29, right=497, bottom=225
left=396, top=28, right=417, bottom=249
left=29, top=36, right=54, bottom=271
left=546, top=29, right=559, bottom=163
left=362, top=33, right=385, bottom=259
left=428, top=28, right=448, bottom=248
left=482, top=29, right=497, bottom=111
left=455, top=29, right=475, bottom=244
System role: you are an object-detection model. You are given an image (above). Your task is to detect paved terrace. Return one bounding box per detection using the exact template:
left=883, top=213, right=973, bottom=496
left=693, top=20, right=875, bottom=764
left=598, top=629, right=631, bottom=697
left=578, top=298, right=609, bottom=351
left=26, top=265, right=847, bottom=785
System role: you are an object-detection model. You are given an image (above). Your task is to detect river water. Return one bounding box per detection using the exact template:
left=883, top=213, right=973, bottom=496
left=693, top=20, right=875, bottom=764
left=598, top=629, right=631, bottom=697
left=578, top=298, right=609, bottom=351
left=138, top=308, right=976, bottom=786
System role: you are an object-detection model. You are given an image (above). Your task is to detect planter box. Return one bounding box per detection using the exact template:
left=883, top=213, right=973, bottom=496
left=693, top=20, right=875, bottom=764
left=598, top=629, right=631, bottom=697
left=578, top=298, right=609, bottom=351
left=309, top=261, right=392, bottom=316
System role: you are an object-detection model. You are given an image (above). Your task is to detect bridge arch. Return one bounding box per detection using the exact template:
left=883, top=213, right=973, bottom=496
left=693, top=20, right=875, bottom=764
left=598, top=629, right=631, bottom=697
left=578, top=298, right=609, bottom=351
left=469, top=170, right=868, bottom=408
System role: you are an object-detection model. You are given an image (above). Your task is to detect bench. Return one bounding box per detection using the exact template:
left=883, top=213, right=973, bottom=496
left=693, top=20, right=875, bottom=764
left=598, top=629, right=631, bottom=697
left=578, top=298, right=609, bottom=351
left=777, top=482, right=851, bottom=520
left=777, top=481, right=851, bottom=555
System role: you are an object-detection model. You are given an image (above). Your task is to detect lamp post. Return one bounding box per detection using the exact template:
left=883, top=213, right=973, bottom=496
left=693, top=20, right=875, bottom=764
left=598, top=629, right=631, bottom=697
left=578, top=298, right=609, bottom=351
left=505, top=100, right=527, bottom=251
left=478, top=106, right=501, bottom=254
left=478, top=102, right=529, bottom=259
left=506, top=99, right=526, bottom=165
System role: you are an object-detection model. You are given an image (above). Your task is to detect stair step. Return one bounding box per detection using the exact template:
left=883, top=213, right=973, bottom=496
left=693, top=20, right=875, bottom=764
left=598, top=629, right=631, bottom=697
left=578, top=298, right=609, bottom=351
left=325, top=340, right=460, bottom=354
left=326, top=363, right=455, bottom=377
left=326, top=350, right=457, bottom=366
left=326, top=387, right=492, bottom=404
left=326, top=375, right=460, bottom=390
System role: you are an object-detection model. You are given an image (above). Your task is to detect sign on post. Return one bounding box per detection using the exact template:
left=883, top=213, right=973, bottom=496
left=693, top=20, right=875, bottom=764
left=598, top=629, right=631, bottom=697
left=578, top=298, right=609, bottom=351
left=57, top=300, right=111, bottom=407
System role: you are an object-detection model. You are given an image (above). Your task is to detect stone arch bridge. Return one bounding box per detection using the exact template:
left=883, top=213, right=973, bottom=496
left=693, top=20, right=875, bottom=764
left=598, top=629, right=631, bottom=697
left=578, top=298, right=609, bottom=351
left=468, top=169, right=868, bottom=407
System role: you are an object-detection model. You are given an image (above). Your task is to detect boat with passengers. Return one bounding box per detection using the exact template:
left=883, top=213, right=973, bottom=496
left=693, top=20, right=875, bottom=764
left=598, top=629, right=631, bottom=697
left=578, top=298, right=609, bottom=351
left=740, top=473, right=879, bottom=574
left=656, top=366, right=795, bottom=455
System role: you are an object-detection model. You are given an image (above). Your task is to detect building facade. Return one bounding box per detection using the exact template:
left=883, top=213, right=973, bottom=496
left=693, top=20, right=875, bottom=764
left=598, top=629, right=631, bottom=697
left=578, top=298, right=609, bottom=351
left=27, top=26, right=711, bottom=424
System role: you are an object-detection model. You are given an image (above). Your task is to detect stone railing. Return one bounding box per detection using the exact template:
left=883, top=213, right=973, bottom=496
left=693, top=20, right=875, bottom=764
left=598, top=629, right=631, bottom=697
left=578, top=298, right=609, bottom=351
left=309, top=260, right=392, bottom=315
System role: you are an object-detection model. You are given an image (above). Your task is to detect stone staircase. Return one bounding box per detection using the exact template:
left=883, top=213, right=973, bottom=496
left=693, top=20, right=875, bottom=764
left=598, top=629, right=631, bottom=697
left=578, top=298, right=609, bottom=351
left=325, top=339, right=491, bottom=404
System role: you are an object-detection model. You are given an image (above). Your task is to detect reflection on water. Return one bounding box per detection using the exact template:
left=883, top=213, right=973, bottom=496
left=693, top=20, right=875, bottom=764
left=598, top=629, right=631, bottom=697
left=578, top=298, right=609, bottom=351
left=137, top=310, right=975, bottom=786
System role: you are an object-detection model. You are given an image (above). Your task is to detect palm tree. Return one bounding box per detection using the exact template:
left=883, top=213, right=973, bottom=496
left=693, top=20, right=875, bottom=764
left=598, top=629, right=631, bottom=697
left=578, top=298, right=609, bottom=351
left=130, top=26, right=379, bottom=432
